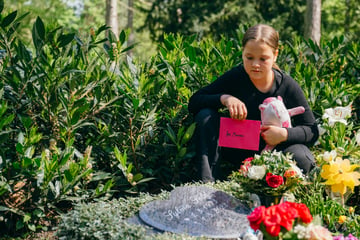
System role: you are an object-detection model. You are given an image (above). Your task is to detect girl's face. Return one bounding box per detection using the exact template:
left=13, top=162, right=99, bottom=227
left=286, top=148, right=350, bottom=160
left=242, top=39, right=278, bottom=83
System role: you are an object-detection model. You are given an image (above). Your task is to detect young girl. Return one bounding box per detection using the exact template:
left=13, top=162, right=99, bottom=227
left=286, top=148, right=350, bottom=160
left=188, top=24, right=319, bottom=182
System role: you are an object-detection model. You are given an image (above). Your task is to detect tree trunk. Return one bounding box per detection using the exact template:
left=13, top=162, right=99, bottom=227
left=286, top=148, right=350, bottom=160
left=106, top=0, right=119, bottom=39
left=344, top=0, right=350, bottom=34
left=305, top=0, right=321, bottom=44
left=127, top=0, right=134, bottom=56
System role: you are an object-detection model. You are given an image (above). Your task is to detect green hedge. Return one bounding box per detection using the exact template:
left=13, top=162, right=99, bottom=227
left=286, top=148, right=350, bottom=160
left=1, top=3, right=359, bottom=238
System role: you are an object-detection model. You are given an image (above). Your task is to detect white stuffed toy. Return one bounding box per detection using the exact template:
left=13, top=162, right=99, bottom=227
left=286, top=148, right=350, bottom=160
left=259, top=96, right=305, bottom=152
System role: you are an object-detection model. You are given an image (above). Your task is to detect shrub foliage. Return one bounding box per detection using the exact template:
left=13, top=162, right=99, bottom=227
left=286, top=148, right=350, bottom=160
left=0, top=2, right=359, bottom=238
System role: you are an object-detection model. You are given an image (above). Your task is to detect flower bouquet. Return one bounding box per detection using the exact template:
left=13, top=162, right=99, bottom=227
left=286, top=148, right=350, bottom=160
left=247, top=202, right=336, bottom=240
left=230, top=150, right=304, bottom=203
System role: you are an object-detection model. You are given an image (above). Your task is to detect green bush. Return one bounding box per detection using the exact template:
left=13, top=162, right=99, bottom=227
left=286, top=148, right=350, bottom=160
left=1, top=1, right=360, bottom=238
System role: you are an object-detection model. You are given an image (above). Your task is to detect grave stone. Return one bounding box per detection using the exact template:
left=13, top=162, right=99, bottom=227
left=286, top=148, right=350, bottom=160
left=139, top=185, right=251, bottom=239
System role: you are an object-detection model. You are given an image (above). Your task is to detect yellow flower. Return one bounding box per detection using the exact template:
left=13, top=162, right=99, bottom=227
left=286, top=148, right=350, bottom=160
left=349, top=207, right=355, bottom=214
left=321, top=158, right=360, bottom=195
left=338, top=215, right=347, bottom=224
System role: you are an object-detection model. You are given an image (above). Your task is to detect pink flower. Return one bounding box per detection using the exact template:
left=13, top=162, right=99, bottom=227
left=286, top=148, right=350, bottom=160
left=308, top=225, right=333, bottom=240
left=239, top=157, right=254, bottom=175
left=333, top=234, right=359, bottom=240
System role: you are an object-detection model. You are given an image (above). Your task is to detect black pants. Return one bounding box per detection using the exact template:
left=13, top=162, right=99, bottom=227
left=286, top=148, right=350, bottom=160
left=194, top=108, right=316, bottom=182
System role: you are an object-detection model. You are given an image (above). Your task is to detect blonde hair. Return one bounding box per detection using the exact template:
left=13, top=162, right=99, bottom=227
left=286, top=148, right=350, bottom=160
left=242, top=24, right=280, bottom=70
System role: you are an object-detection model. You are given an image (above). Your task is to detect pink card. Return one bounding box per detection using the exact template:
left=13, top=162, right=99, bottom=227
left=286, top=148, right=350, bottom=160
left=218, top=117, right=261, bottom=150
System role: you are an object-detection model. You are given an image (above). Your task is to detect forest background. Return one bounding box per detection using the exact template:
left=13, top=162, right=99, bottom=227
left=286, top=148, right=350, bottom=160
left=8, top=0, right=360, bottom=61
left=1, top=0, right=360, bottom=238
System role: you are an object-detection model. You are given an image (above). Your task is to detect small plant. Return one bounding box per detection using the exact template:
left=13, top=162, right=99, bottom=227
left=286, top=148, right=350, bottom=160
left=317, top=104, right=360, bottom=158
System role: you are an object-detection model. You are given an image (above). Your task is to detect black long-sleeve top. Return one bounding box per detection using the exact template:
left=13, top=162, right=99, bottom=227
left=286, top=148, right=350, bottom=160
left=188, top=65, right=319, bottom=145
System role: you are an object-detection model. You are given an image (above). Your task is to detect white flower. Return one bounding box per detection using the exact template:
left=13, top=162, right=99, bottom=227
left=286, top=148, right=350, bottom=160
left=242, top=231, right=260, bottom=240
left=293, top=224, right=310, bottom=239
left=322, top=104, right=352, bottom=127
left=318, top=125, right=326, bottom=136
left=323, top=150, right=337, bottom=163
left=247, top=165, right=266, bottom=180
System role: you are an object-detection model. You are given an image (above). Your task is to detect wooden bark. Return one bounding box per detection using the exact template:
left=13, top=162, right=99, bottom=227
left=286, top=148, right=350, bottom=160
left=305, top=0, right=321, bottom=44
left=127, top=0, right=134, bottom=56
left=106, top=0, right=119, bottom=38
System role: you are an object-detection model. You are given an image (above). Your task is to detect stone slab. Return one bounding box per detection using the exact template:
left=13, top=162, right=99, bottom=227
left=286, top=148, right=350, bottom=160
left=139, top=185, right=251, bottom=239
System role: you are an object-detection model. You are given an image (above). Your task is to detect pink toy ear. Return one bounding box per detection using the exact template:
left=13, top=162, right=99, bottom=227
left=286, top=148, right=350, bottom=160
left=288, top=106, right=305, bottom=116
left=262, top=97, right=276, bottom=105
left=277, top=96, right=283, bottom=101
left=259, top=104, right=265, bottom=111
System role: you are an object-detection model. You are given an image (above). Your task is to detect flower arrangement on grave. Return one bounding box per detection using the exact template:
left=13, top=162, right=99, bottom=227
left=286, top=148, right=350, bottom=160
left=229, top=150, right=304, bottom=200
left=247, top=201, right=335, bottom=240
left=319, top=150, right=360, bottom=206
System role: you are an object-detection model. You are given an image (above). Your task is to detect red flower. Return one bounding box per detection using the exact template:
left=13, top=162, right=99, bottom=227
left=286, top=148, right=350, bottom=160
left=276, top=203, right=296, bottom=231
left=247, top=206, right=266, bottom=230
left=263, top=205, right=282, bottom=237
left=266, top=173, right=284, bottom=188
left=293, top=203, right=313, bottom=223
left=243, top=157, right=254, bottom=163
left=248, top=202, right=314, bottom=238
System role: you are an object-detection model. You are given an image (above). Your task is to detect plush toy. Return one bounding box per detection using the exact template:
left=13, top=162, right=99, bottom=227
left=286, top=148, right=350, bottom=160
left=259, top=96, right=305, bottom=152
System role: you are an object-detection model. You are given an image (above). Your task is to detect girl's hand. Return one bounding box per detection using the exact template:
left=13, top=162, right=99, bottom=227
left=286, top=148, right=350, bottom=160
left=260, top=125, right=288, bottom=146
left=220, top=94, right=247, bottom=120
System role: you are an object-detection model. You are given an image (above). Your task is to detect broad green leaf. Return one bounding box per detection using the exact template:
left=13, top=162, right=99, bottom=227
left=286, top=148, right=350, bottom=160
left=32, top=209, right=45, bottom=218
left=107, top=30, right=117, bottom=43
left=23, top=213, right=31, bottom=223
left=119, top=30, right=126, bottom=45
left=178, top=147, right=186, bottom=158
left=185, top=45, right=196, bottom=62
left=19, top=115, right=32, bottom=129
left=114, top=146, right=121, bottom=161
left=120, top=44, right=136, bottom=53
left=28, top=224, right=36, bottom=231
left=16, top=142, right=24, bottom=154
left=0, top=113, right=14, bottom=129
left=59, top=150, right=73, bottom=167
left=0, top=0, right=3, bottom=14
left=180, top=122, right=196, bottom=146
left=132, top=98, right=140, bottom=110
left=176, top=76, right=184, bottom=89
left=34, top=17, right=45, bottom=40
left=136, top=177, right=155, bottom=184
left=21, top=157, right=32, bottom=168
left=58, top=33, right=75, bottom=48
left=133, top=173, right=143, bottom=182
left=16, top=220, right=24, bottom=230
left=96, top=24, right=109, bottom=35
left=32, top=17, right=45, bottom=50
left=1, top=10, right=17, bottom=29
left=64, top=170, right=73, bottom=182
left=163, top=38, right=175, bottom=51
